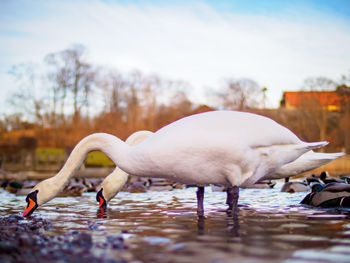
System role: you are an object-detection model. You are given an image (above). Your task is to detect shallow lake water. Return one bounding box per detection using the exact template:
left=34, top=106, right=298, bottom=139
left=1, top=183, right=350, bottom=263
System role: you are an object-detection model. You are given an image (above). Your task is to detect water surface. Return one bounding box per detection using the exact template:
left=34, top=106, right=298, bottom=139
left=1, top=183, right=350, bottom=263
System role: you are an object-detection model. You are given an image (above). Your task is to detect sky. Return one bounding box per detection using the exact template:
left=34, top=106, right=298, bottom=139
left=1, top=0, right=350, bottom=115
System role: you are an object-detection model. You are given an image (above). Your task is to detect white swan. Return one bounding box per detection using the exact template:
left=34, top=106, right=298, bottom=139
left=23, top=110, right=328, bottom=217
left=97, top=133, right=343, bottom=208
left=97, top=130, right=153, bottom=208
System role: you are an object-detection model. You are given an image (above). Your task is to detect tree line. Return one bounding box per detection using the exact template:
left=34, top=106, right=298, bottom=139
left=1, top=44, right=349, bottom=154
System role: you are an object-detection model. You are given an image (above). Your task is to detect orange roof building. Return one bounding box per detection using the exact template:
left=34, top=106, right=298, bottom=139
left=280, top=91, right=343, bottom=111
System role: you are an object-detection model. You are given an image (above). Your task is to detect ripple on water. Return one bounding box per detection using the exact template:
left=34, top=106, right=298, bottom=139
left=307, top=214, right=349, bottom=220
left=1, top=185, right=350, bottom=263
left=288, top=249, right=350, bottom=263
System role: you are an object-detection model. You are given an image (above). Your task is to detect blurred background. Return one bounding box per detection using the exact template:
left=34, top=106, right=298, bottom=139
left=0, top=0, right=350, bottom=173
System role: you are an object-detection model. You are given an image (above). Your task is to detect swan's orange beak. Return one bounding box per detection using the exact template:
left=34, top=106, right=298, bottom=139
left=96, top=188, right=107, bottom=209
left=23, top=190, right=39, bottom=217
left=23, top=198, right=37, bottom=217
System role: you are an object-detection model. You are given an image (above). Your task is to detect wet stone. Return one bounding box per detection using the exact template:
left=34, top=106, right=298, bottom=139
left=107, top=235, right=126, bottom=250
left=0, top=215, right=128, bottom=263
left=0, top=241, right=18, bottom=253
left=88, top=220, right=100, bottom=230
left=71, top=232, right=93, bottom=249
left=8, top=214, right=24, bottom=221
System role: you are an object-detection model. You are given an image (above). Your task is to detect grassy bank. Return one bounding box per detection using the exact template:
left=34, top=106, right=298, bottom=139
left=36, top=148, right=114, bottom=167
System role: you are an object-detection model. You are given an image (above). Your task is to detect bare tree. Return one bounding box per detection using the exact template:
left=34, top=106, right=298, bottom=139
left=7, top=63, right=46, bottom=126
left=1, top=113, right=24, bottom=131
left=170, top=90, right=193, bottom=116
left=97, top=69, right=125, bottom=114
left=217, top=78, right=264, bottom=110
left=299, top=77, right=339, bottom=145
left=45, top=44, right=96, bottom=122
left=138, top=75, right=160, bottom=130
left=123, top=71, right=143, bottom=131
left=45, top=54, right=69, bottom=126
left=302, top=77, right=337, bottom=92
left=337, top=70, right=350, bottom=153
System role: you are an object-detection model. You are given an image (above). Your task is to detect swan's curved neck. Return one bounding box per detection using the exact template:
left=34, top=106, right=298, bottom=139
left=55, top=133, right=133, bottom=189
left=34, top=133, right=139, bottom=206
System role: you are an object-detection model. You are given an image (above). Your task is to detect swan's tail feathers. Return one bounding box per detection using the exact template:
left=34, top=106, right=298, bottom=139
left=304, top=141, right=329, bottom=150
left=310, top=152, right=344, bottom=162
left=320, top=152, right=345, bottom=160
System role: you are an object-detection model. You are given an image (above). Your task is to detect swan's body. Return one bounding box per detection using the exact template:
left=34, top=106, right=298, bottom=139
left=115, top=111, right=326, bottom=186
left=99, top=136, right=342, bottom=207
left=23, top=110, right=328, bottom=216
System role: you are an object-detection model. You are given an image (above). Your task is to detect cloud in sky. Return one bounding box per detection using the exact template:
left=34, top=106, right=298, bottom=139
left=1, top=0, right=350, bottom=114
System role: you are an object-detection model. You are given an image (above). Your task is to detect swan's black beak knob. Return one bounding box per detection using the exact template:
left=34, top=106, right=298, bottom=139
left=96, top=188, right=107, bottom=209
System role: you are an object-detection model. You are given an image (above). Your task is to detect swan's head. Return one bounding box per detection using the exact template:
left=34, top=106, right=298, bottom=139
left=96, top=188, right=107, bottom=209
left=95, top=167, right=129, bottom=209
left=96, top=179, right=123, bottom=208
left=23, top=177, right=63, bottom=217
left=23, top=190, right=39, bottom=217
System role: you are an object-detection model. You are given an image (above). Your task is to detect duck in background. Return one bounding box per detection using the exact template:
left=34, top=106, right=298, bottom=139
left=57, top=180, right=86, bottom=197
left=4, top=181, right=35, bottom=196
left=244, top=180, right=276, bottom=189
left=2, top=177, right=102, bottom=197
left=339, top=175, right=350, bottom=184
left=319, top=171, right=344, bottom=184
left=305, top=174, right=322, bottom=185
left=211, top=180, right=276, bottom=192
left=301, top=182, right=350, bottom=208
left=280, top=172, right=324, bottom=194
left=280, top=169, right=348, bottom=194
left=281, top=181, right=310, bottom=193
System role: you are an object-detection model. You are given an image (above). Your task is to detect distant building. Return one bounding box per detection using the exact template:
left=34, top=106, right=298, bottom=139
left=280, top=91, right=343, bottom=111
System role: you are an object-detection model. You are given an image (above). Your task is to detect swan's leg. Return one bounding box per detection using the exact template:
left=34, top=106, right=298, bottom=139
left=196, top=186, right=205, bottom=217
left=197, top=215, right=205, bottom=234
left=226, top=186, right=239, bottom=214
left=226, top=187, right=233, bottom=210
left=226, top=186, right=240, bottom=236
left=225, top=188, right=231, bottom=213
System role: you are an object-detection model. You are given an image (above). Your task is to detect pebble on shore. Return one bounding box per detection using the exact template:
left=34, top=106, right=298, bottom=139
left=0, top=215, right=128, bottom=263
